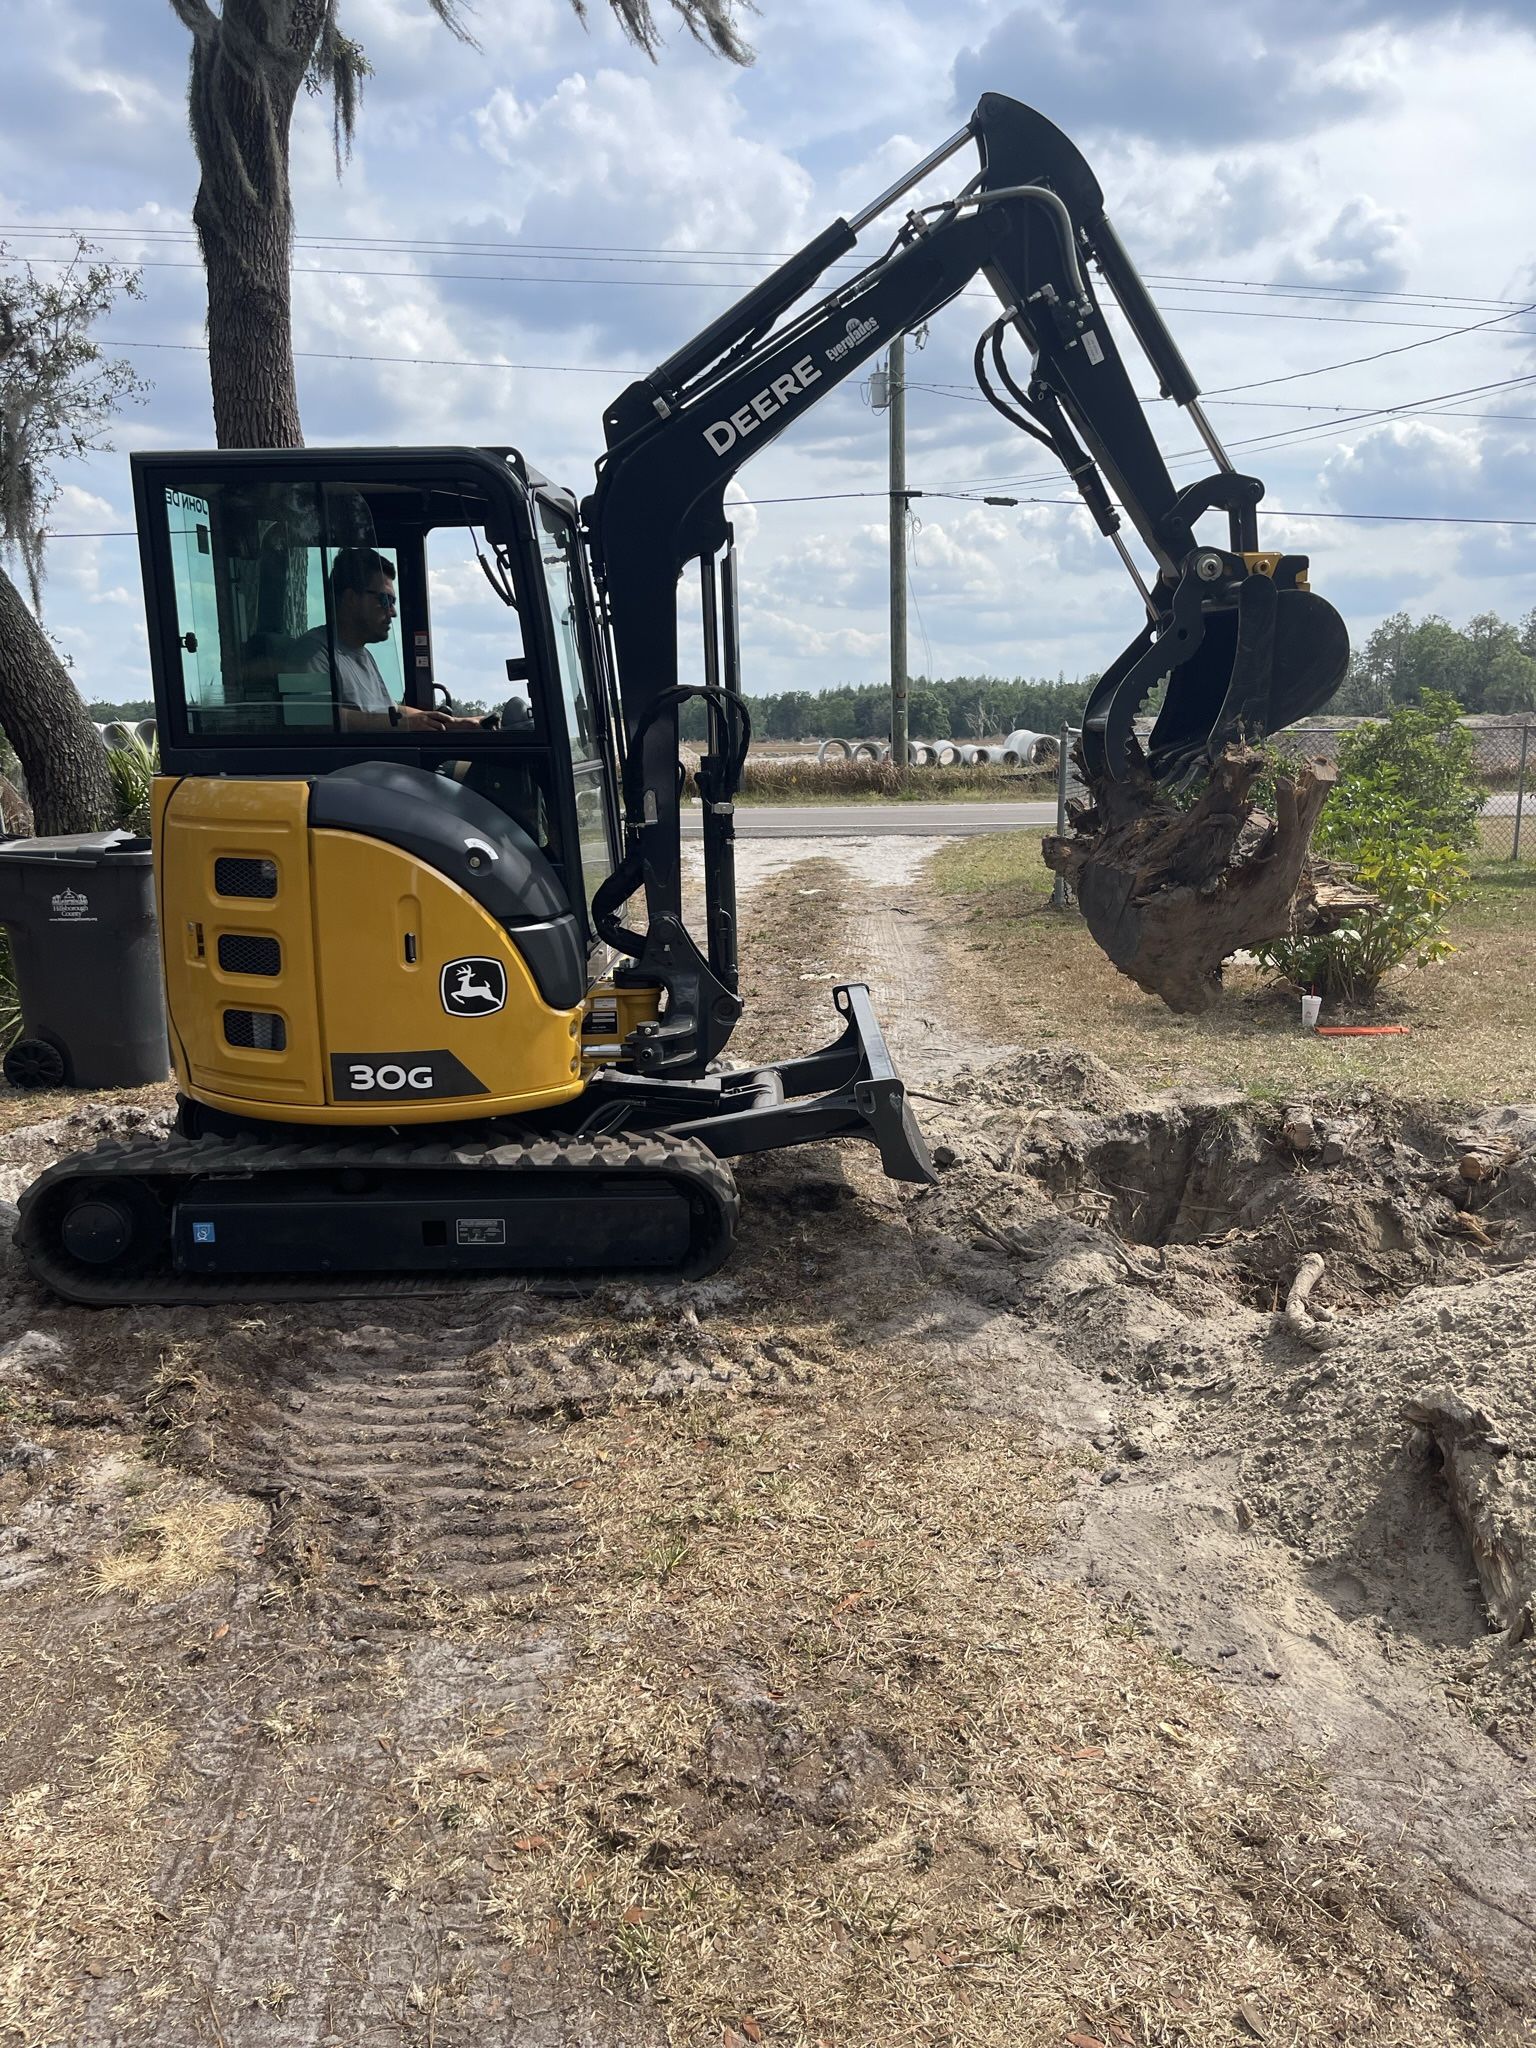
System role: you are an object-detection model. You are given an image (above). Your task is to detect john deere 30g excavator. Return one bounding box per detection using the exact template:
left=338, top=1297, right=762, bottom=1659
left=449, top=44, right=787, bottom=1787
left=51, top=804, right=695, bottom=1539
left=18, top=94, right=1347, bottom=1304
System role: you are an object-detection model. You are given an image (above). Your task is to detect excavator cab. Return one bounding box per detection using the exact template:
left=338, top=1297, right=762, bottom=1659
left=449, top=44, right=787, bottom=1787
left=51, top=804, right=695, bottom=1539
left=140, top=446, right=618, bottom=984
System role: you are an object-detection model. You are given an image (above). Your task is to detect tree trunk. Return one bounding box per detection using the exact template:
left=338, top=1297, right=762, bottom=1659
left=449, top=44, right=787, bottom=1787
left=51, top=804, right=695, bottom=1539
left=181, top=0, right=319, bottom=449
left=0, top=564, right=114, bottom=835
left=1042, top=743, right=1336, bottom=1014
left=196, top=181, right=304, bottom=450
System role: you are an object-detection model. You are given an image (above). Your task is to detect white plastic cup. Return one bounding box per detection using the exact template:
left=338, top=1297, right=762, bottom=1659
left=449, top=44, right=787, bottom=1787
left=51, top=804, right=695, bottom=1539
left=1301, top=994, right=1322, bottom=1031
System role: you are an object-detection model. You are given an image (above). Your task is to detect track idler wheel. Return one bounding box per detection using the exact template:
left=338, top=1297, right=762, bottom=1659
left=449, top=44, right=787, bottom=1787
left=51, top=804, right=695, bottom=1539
left=55, top=1180, right=168, bottom=1275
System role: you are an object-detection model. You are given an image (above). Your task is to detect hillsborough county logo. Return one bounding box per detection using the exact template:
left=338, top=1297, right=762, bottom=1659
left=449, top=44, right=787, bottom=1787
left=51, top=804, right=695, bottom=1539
left=825, top=313, right=879, bottom=363
left=48, top=887, right=95, bottom=923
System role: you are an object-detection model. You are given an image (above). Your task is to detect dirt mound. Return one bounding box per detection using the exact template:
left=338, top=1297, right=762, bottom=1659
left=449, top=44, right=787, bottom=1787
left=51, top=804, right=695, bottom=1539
left=930, top=1078, right=1535, bottom=1314
left=908, top=1056, right=1536, bottom=2002
left=0, top=1099, right=172, bottom=1206
left=953, top=1045, right=1143, bottom=1115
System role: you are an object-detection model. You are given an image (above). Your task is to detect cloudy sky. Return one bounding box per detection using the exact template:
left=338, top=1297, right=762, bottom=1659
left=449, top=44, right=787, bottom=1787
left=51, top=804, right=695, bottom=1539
left=3, top=0, right=1536, bottom=710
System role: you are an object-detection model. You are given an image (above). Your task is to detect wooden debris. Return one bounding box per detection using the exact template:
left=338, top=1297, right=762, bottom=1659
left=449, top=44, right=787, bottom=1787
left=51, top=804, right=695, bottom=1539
left=1278, top=1253, right=1346, bottom=1351
left=1404, top=1392, right=1532, bottom=1641
left=1281, top=1105, right=1319, bottom=1155
left=1453, top=1134, right=1520, bottom=1185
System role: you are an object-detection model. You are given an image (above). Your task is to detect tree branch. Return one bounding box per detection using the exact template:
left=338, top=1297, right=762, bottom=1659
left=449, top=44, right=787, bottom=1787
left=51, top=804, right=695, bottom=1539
left=168, top=0, right=220, bottom=37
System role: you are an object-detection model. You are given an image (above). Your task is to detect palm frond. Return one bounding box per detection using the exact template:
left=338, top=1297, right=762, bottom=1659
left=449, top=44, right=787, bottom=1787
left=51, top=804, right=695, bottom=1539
left=104, top=733, right=159, bottom=838
left=603, top=0, right=754, bottom=63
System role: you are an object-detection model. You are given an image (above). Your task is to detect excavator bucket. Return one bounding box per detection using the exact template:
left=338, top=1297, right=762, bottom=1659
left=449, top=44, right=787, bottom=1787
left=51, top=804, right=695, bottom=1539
left=1082, top=563, right=1350, bottom=788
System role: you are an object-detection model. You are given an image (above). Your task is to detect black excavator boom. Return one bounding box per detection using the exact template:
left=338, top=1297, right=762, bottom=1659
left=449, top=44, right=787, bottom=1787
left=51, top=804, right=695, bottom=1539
left=586, top=95, right=1349, bottom=984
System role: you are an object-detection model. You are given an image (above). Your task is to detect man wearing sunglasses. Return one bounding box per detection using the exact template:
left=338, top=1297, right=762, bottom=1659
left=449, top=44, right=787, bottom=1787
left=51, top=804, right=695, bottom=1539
left=302, top=547, right=470, bottom=731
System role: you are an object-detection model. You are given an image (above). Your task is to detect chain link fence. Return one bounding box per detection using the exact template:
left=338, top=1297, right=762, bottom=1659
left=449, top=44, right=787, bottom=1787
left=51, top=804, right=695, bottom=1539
left=1046, top=717, right=1533, bottom=899
left=1272, top=716, right=1533, bottom=861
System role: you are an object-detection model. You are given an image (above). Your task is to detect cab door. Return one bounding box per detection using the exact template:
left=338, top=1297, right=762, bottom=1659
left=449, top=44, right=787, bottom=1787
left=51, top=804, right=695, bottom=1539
left=532, top=496, right=619, bottom=943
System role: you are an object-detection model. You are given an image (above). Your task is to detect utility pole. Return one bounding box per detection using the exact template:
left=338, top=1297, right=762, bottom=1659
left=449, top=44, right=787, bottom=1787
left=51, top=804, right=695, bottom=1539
left=887, top=333, right=908, bottom=766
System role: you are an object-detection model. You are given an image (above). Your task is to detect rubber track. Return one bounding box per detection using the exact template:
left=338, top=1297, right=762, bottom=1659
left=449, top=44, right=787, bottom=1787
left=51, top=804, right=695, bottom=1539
left=16, top=1126, right=739, bottom=1307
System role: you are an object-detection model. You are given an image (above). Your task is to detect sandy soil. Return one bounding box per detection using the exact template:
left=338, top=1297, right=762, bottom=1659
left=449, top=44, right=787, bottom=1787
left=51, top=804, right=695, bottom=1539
left=0, top=840, right=1532, bottom=2046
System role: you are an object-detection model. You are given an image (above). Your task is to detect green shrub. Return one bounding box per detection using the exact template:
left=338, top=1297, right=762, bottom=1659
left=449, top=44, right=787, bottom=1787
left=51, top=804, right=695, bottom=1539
left=1255, top=828, right=1465, bottom=1006
left=1255, top=696, right=1481, bottom=1005
left=1317, top=689, right=1483, bottom=856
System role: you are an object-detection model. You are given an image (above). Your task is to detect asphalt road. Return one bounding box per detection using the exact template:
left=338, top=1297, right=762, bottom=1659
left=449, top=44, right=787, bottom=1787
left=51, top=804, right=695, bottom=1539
left=683, top=788, right=1528, bottom=839
left=683, top=800, right=1058, bottom=837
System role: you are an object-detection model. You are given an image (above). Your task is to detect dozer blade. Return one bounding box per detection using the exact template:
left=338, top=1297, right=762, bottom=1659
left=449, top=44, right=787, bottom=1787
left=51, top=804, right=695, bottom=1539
left=665, top=983, right=937, bottom=1186
left=1082, top=572, right=1349, bottom=788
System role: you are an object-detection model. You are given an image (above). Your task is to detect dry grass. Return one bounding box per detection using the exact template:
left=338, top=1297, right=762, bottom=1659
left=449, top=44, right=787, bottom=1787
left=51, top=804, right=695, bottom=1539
left=721, top=758, right=1054, bottom=804
left=381, top=1309, right=1476, bottom=2047
left=932, top=833, right=1536, bottom=1102
left=0, top=1698, right=177, bottom=2042
left=94, top=1480, right=264, bottom=1600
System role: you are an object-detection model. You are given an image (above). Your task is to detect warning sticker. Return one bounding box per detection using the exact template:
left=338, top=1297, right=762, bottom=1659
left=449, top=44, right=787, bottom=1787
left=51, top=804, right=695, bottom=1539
left=455, top=1218, right=507, bottom=1247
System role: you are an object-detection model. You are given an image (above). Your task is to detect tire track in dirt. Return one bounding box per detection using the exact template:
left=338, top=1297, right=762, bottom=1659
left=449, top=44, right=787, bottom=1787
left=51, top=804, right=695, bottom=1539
left=53, top=1312, right=593, bottom=2048
left=247, top=1333, right=576, bottom=1636
left=716, top=834, right=1008, bottom=1089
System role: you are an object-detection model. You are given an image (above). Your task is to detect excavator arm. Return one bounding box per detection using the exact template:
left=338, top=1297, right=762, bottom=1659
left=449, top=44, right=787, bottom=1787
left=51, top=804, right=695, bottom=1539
left=582, top=93, right=1349, bottom=1071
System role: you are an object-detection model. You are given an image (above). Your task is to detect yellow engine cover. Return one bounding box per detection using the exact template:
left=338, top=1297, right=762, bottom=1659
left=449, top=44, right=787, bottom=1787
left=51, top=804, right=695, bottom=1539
left=154, top=776, right=587, bottom=1125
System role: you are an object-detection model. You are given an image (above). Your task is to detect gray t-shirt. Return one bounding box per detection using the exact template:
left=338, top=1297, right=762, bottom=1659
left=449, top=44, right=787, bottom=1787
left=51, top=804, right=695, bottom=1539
left=298, top=629, right=392, bottom=714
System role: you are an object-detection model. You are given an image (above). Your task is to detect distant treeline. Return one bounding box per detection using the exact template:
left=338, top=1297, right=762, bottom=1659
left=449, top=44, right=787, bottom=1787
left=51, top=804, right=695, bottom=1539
left=1334, top=608, right=1536, bottom=716
left=79, top=609, right=1536, bottom=744
left=84, top=700, right=156, bottom=722
left=681, top=675, right=1098, bottom=743
left=84, top=680, right=1098, bottom=744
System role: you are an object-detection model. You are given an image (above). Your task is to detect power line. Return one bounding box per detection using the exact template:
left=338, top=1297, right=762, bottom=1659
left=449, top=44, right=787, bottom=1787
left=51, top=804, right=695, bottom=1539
left=113, top=337, right=636, bottom=375
left=100, top=341, right=1536, bottom=433
left=10, top=245, right=1536, bottom=341
left=1204, top=297, right=1536, bottom=393
left=916, top=368, right=1536, bottom=494
left=912, top=381, right=1536, bottom=426
left=43, top=501, right=1536, bottom=537
left=5, top=222, right=1525, bottom=315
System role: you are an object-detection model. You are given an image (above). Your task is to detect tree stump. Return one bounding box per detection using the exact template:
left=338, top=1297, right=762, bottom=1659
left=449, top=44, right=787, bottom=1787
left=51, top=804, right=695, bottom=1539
left=1041, top=743, right=1336, bottom=1013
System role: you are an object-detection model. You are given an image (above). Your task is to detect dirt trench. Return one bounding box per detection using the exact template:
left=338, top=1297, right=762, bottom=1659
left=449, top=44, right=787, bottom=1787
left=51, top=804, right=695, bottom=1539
left=0, top=839, right=1533, bottom=2044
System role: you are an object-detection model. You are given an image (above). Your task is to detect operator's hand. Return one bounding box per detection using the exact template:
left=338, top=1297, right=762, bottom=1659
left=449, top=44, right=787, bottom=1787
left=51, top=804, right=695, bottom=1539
left=399, top=704, right=479, bottom=731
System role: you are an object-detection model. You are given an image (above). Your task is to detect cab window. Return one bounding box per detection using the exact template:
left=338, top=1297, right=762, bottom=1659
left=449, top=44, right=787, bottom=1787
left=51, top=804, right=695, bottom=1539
left=160, top=479, right=412, bottom=738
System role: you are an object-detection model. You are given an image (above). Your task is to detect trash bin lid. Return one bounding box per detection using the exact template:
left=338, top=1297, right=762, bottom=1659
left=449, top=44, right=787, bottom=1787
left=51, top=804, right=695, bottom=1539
left=0, top=830, right=153, bottom=867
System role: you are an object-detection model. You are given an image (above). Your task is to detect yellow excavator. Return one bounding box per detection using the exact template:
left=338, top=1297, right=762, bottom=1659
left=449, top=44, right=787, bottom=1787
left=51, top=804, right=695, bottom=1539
left=18, top=94, right=1346, bottom=1304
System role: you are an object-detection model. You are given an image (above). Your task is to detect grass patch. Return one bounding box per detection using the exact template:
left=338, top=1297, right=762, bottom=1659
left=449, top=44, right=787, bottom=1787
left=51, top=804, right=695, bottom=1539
left=0, top=1698, right=177, bottom=2041
left=94, top=1481, right=263, bottom=1601
left=718, top=758, right=1055, bottom=805
left=930, top=833, right=1536, bottom=1102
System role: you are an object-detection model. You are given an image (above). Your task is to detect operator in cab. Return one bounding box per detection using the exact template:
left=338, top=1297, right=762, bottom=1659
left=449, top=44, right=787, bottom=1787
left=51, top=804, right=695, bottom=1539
left=303, top=548, right=477, bottom=733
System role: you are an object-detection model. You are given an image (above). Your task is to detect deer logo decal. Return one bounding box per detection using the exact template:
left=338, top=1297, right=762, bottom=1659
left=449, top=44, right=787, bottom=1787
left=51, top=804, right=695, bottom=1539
left=440, top=956, right=508, bottom=1017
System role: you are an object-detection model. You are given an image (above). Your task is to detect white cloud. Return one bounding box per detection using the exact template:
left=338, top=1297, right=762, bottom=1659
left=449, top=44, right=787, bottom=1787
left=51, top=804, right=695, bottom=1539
left=9, top=0, right=1536, bottom=705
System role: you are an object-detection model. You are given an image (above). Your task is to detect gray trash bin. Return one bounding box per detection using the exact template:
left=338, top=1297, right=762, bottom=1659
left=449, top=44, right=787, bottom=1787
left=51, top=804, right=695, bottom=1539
left=0, top=831, right=169, bottom=1089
